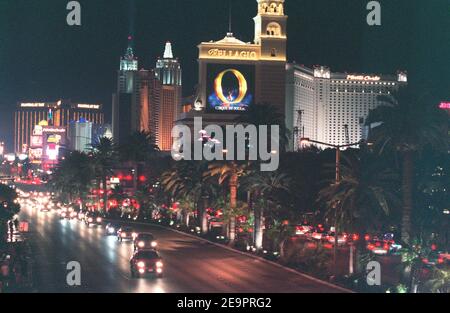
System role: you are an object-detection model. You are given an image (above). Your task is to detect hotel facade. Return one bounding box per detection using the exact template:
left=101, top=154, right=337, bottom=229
left=177, top=0, right=288, bottom=136
left=14, top=100, right=104, bottom=154
left=286, top=64, right=408, bottom=150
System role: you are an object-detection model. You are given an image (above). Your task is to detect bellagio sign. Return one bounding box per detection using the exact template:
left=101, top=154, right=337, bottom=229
left=207, top=49, right=258, bottom=60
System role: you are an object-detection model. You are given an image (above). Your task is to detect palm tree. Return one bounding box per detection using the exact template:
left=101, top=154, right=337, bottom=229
left=90, top=137, right=117, bottom=212
left=51, top=151, right=94, bottom=204
left=118, top=131, right=159, bottom=191
left=244, top=171, right=291, bottom=250
left=162, top=161, right=216, bottom=232
left=318, top=150, right=399, bottom=234
left=366, top=89, right=448, bottom=243
left=318, top=150, right=400, bottom=275
left=206, top=161, right=248, bottom=243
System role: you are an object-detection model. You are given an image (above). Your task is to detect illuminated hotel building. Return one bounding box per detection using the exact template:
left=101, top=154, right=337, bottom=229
left=14, top=101, right=104, bottom=154
left=177, top=0, right=288, bottom=129
left=153, top=42, right=182, bottom=151
left=286, top=64, right=408, bottom=150
left=112, top=37, right=141, bottom=144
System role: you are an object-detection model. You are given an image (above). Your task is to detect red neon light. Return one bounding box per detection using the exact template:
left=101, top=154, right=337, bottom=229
left=439, top=102, right=450, bottom=109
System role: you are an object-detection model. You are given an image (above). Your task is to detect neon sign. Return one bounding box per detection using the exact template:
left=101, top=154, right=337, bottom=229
left=207, top=66, right=254, bottom=112
left=20, top=103, right=46, bottom=108
left=207, top=49, right=257, bottom=60
left=77, top=104, right=100, bottom=110
left=214, top=69, right=248, bottom=106
left=439, top=102, right=450, bottom=110
left=346, top=75, right=381, bottom=81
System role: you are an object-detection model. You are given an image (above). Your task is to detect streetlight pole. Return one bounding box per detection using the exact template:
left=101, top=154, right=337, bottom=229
left=300, top=137, right=360, bottom=279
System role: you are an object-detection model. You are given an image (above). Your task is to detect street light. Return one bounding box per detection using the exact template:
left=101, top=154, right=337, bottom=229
left=300, top=137, right=361, bottom=279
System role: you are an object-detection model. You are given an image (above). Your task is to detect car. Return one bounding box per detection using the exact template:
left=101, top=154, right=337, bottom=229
left=134, top=233, right=157, bottom=251
left=84, top=212, right=103, bottom=227
left=367, top=239, right=402, bottom=255
left=59, top=210, right=70, bottom=219
left=307, top=224, right=327, bottom=241
left=295, top=225, right=314, bottom=236
left=77, top=212, right=86, bottom=221
left=325, top=232, right=348, bottom=246
left=117, top=227, right=137, bottom=242
left=130, top=249, right=163, bottom=278
left=40, top=205, right=50, bottom=213
left=105, top=223, right=119, bottom=236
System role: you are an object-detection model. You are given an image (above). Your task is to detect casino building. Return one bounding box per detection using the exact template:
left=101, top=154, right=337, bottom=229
left=177, top=0, right=288, bottom=129
left=14, top=100, right=104, bottom=154
left=286, top=64, right=408, bottom=150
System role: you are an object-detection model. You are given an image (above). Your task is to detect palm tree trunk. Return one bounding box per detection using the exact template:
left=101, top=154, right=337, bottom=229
left=254, top=204, right=264, bottom=251
left=102, top=175, right=108, bottom=213
left=185, top=211, right=190, bottom=227
left=132, top=162, right=138, bottom=192
left=200, top=196, right=209, bottom=235
left=228, top=173, right=238, bottom=244
left=401, top=151, right=414, bottom=244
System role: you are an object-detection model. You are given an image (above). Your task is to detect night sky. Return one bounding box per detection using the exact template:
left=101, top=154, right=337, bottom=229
left=0, top=0, right=449, bottom=150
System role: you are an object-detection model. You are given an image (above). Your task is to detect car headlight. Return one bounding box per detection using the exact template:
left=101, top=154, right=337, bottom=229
left=96, top=217, right=102, bottom=223
left=137, top=261, right=145, bottom=268
left=121, top=233, right=127, bottom=237
left=151, top=241, right=157, bottom=247
left=138, top=241, right=145, bottom=248
left=156, top=261, right=163, bottom=268
left=108, top=227, right=115, bottom=233
left=88, top=218, right=93, bottom=222
left=132, top=232, right=138, bottom=238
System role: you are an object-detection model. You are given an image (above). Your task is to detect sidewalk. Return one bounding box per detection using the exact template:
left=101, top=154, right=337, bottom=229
left=0, top=231, right=34, bottom=293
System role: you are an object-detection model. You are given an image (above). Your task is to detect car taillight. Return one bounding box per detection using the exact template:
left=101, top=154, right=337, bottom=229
left=367, top=244, right=375, bottom=250
left=352, top=234, right=360, bottom=241
left=438, top=257, right=444, bottom=264
left=383, top=244, right=389, bottom=251
left=422, top=258, right=429, bottom=264
left=364, top=234, right=371, bottom=241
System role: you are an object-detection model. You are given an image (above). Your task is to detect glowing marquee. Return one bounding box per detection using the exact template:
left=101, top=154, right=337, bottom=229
left=77, top=104, right=101, bottom=110
left=208, top=66, right=254, bottom=112
left=214, top=69, right=248, bottom=105
left=207, top=49, right=258, bottom=60
left=346, top=75, right=381, bottom=81
left=21, top=103, right=46, bottom=108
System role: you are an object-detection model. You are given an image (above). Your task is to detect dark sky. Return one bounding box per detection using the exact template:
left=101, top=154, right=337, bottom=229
left=0, top=0, right=449, bottom=150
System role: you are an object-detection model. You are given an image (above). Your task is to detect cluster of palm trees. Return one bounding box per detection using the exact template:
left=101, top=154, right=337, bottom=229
left=51, top=131, right=159, bottom=211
